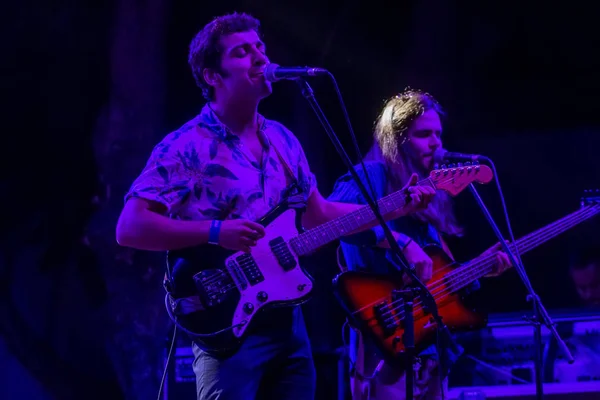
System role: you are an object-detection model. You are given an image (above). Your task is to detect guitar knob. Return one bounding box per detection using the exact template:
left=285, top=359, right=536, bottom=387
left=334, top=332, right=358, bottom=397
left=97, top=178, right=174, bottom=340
left=243, top=302, right=254, bottom=314
left=297, top=284, right=307, bottom=291
left=257, top=291, right=268, bottom=302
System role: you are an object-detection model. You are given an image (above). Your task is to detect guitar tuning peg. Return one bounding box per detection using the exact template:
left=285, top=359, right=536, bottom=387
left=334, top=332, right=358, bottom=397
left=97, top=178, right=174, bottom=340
left=457, top=162, right=464, bottom=167
left=465, top=161, right=472, bottom=166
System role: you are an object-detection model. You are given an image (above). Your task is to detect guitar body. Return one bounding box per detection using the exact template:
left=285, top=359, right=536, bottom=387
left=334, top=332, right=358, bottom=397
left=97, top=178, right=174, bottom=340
left=333, top=244, right=487, bottom=366
left=165, top=196, right=313, bottom=354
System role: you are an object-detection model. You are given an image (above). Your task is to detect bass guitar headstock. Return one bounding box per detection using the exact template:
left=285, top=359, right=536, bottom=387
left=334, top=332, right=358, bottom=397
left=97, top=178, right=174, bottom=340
left=429, top=162, right=494, bottom=197
left=581, top=189, right=600, bottom=207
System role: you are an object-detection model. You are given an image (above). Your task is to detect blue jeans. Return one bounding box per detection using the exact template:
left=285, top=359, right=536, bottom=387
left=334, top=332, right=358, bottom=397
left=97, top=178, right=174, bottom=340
left=192, top=306, right=316, bottom=400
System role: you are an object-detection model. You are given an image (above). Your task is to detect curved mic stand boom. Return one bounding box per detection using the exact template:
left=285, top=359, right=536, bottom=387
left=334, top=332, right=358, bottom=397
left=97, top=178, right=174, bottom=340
left=294, top=77, right=459, bottom=400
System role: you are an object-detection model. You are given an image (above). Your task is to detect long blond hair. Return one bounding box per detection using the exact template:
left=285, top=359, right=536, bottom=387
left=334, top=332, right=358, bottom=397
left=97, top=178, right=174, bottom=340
left=365, top=88, right=463, bottom=237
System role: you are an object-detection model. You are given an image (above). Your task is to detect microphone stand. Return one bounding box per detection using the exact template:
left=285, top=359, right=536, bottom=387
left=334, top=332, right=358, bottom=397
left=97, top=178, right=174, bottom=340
left=294, top=77, right=458, bottom=400
left=467, top=174, right=574, bottom=400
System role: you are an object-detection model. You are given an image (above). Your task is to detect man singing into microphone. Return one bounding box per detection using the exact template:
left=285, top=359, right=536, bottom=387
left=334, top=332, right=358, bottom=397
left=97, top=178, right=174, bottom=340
left=115, top=14, right=435, bottom=400
left=328, top=88, right=512, bottom=399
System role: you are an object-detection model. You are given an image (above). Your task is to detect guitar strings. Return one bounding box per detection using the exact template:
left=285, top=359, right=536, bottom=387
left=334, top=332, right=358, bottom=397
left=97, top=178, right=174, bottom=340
left=375, top=205, right=600, bottom=327
left=354, top=206, right=596, bottom=313
left=194, top=175, right=598, bottom=317
left=199, top=173, right=465, bottom=289
left=197, top=194, right=599, bottom=320
left=357, top=203, right=600, bottom=318
left=374, top=204, right=600, bottom=326
left=386, top=204, right=600, bottom=315
left=290, top=176, right=444, bottom=255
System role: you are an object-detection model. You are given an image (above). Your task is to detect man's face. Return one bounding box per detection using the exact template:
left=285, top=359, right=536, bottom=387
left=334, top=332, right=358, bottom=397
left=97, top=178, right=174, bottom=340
left=405, top=109, right=443, bottom=171
left=571, top=263, right=600, bottom=306
left=211, top=30, right=272, bottom=101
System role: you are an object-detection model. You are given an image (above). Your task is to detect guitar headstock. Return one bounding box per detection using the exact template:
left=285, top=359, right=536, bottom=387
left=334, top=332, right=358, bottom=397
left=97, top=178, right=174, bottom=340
left=581, top=189, right=600, bottom=206
left=429, top=163, right=494, bottom=196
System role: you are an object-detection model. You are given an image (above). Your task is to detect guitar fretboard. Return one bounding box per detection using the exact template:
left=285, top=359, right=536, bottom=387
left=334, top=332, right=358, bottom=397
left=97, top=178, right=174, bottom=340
left=443, top=203, right=600, bottom=294
left=289, top=178, right=436, bottom=256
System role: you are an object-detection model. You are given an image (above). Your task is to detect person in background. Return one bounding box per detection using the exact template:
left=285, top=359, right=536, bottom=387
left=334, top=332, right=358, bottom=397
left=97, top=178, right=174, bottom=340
left=569, top=243, right=600, bottom=308
left=328, top=88, right=512, bottom=400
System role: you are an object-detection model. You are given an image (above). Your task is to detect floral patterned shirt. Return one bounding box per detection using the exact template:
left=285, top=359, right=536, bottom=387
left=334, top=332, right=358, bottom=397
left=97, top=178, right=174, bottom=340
left=125, top=104, right=317, bottom=222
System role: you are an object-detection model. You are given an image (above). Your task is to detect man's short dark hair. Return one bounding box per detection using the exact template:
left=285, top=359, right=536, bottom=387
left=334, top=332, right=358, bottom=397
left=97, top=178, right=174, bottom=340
left=188, top=12, right=261, bottom=101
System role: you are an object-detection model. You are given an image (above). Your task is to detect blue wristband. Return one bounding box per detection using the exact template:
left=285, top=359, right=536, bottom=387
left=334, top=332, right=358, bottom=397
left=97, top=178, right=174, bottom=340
left=208, top=220, right=222, bottom=245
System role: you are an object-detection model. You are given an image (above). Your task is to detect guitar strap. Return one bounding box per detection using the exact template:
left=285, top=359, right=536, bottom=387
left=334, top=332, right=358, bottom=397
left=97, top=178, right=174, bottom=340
left=262, top=131, right=300, bottom=188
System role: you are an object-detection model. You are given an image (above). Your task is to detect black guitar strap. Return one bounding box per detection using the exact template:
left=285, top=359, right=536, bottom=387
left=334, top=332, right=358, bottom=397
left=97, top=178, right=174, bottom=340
left=261, top=131, right=305, bottom=205
left=261, top=130, right=299, bottom=187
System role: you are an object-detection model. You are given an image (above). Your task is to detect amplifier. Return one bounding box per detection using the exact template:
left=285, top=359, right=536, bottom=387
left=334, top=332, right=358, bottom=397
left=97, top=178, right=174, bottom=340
left=450, top=309, right=600, bottom=397
left=449, top=382, right=600, bottom=400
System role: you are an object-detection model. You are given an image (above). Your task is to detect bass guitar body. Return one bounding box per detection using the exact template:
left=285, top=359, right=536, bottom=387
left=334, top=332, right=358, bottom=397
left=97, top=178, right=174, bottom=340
left=332, top=245, right=487, bottom=365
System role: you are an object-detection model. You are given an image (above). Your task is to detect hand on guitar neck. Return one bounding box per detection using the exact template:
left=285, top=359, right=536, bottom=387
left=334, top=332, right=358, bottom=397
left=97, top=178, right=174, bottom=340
left=377, top=231, right=434, bottom=283
left=398, top=173, right=436, bottom=217
left=479, top=241, right=513, bottom=277
left=378, top=233, right=513, bottom=284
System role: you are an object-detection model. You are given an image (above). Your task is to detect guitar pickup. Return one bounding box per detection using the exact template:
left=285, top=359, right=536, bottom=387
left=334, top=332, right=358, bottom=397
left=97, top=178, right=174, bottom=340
left=235, top=254, right=264, bottom=286
left=374, top=302, right=399, bottom=337
left=269, top=237, right=297, bottom=271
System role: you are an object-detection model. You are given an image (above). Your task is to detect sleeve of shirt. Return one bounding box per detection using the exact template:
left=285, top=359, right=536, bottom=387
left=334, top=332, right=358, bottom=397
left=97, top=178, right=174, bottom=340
left=124, top=133, right=201, bottom=215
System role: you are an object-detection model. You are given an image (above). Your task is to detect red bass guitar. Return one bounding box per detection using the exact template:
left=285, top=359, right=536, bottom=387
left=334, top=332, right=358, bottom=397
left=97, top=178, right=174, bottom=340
left=333, top=191, right=600, bottom=365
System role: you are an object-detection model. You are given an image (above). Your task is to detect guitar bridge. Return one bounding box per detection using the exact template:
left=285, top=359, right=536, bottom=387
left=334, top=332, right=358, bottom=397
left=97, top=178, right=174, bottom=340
left=193, top=269, right=235, bottom=307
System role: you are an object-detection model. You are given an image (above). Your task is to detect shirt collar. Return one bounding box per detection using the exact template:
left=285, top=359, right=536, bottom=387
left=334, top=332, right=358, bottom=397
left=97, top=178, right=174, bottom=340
left=197, top=103, right=268, bottom=141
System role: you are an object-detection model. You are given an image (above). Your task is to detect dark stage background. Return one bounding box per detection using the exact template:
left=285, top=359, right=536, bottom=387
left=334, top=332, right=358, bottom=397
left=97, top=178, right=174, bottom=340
left=2, top=1, right=599, bottom=399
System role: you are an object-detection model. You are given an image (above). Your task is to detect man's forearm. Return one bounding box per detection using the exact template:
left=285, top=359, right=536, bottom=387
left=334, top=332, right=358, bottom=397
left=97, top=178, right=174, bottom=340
left=116, top=209, right=212, bottom=251
left=314, top=200, right=400, bottom=234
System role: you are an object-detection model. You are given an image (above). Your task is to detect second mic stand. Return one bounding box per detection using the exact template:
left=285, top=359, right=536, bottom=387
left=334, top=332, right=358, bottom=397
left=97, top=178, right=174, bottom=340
left=294, top=77, right=457, bottom=400
left=468, top=180, right=573, bottom=400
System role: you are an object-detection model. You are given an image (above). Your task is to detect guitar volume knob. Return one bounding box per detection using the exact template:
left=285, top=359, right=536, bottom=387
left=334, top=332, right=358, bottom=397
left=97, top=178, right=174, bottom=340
left=257, top=291, right=268, bottom=302
left=243, top=302, right=254, bottom=314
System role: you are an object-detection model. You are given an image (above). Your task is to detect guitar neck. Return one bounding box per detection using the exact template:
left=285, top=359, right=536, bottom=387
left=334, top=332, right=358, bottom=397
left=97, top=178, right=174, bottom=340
left=446, top=203, right=600, bottom=293
left=290, top=178, right=435, bottom=256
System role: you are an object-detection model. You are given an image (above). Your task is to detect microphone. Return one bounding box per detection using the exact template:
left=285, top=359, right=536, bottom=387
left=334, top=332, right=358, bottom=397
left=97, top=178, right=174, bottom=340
left=264, top=63, right=328, bottom=82
left=433, top=148, right=486, bottom=164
